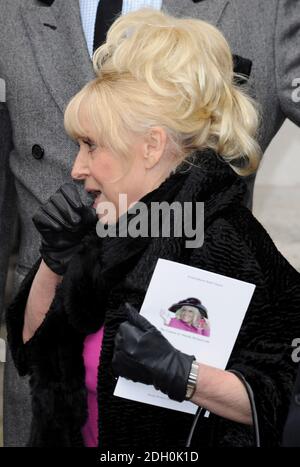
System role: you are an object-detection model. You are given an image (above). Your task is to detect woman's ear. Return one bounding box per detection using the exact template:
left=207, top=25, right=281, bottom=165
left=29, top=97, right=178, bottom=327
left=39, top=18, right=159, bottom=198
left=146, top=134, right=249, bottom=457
left=143, top=127, right=167, bottom=169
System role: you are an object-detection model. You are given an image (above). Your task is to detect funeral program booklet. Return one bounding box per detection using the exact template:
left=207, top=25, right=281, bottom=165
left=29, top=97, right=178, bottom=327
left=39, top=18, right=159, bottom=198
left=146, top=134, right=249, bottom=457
left=114, top=258, right=256, bottom=414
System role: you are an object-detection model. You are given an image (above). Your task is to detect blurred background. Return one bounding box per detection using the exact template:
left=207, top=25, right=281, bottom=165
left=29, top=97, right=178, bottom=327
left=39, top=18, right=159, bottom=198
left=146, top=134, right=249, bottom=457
left=0, top=119, right=299, bottom=446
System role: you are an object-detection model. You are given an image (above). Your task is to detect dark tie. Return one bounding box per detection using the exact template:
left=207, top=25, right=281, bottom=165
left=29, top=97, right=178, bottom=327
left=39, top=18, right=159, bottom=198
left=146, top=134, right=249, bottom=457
left=93, top=0, right=123, bottom=52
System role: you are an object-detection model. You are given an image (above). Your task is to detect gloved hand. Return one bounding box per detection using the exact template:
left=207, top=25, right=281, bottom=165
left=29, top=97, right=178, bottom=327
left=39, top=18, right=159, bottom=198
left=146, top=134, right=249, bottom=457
left=112, top=303, right=196, bottom=402
left=32, top=183, right=97, bottom=275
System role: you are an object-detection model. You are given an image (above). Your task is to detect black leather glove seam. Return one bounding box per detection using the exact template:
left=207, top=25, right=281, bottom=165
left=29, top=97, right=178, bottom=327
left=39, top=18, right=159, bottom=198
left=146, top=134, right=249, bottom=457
left=116, top=322, right=146, bottom=356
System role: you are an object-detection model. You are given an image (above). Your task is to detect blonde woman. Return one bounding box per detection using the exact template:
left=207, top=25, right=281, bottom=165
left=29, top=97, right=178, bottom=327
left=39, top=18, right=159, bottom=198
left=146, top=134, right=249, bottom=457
left=6, top=9, right=300, bottom=448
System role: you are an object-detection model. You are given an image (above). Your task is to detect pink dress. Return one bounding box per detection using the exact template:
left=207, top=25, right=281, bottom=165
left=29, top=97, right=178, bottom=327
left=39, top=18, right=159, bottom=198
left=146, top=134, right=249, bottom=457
left=81, top=326, right=104, bottom=447
left=168, top=318, right=210, bottom=336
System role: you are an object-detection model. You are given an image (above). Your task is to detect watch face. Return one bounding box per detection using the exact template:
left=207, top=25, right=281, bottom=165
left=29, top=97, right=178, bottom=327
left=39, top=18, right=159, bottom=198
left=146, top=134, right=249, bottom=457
left=185, top=362, right=199, bottom=399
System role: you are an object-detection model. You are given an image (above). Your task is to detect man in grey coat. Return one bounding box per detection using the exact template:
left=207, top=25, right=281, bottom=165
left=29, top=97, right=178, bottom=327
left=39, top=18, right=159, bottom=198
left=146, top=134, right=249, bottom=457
left=0, top=0, right=299, bottom=447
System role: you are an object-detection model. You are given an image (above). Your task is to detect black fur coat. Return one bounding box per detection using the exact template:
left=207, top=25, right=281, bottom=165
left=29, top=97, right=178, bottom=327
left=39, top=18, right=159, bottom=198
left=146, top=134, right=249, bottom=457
left=6, top=151, right=300, bottom=448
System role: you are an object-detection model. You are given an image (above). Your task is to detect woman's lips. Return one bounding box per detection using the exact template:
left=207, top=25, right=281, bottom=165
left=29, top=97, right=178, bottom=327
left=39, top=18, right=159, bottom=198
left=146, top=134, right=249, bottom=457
left=85, top=188, right=102, bottom=209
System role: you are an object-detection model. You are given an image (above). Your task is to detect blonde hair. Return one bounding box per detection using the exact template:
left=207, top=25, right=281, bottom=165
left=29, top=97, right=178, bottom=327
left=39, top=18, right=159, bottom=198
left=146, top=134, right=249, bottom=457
left=64, top=8, right=261, bottom=175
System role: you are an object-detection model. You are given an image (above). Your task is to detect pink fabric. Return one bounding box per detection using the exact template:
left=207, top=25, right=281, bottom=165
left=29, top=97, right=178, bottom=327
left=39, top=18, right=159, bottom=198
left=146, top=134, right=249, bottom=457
left=168, top=318, right=210, bottom=336
left=81, top=326, right=104, bottom=447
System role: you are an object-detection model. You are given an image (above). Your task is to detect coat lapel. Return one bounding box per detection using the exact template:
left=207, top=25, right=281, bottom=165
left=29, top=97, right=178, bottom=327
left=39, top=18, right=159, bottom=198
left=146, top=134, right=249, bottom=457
left=20, top=0, right=95, bottom=114
left=162, top=0, right=229, bottom=26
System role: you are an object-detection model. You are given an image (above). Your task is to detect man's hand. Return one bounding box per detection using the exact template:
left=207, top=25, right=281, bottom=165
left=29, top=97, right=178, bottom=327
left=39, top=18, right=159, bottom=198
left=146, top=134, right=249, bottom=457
left=112, top=304, right=195, bottom=402
left=32, top=183, right=97, bottom=274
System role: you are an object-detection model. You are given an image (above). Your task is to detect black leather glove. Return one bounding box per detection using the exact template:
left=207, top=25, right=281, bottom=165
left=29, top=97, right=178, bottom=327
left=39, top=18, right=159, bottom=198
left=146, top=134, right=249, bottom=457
left=32, top=183, right=97, bottom=275
left=112, top=304, right=196, bottom=402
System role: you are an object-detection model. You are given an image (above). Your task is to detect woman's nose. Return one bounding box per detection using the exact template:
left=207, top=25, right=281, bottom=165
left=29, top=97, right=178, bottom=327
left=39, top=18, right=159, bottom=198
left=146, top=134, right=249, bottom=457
left=71, top=151, right=89, bottom=180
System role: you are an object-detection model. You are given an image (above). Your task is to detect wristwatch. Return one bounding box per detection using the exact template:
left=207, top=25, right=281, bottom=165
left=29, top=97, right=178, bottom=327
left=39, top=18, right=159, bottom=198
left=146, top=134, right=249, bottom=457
left=185, top=361, right=200, bottom=400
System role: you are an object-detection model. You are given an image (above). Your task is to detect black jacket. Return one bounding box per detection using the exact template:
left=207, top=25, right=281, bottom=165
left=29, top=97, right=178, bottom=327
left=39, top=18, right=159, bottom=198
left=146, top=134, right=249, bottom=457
left=6, top=151, right=300, bottom=448
left=282, top=364, right=300, bottom=447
